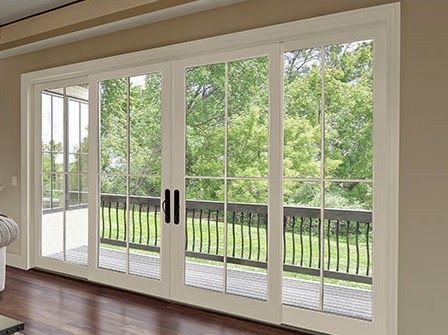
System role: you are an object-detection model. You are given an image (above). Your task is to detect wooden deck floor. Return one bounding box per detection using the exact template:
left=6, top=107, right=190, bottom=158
left=48, top=246, right=372, bottom=320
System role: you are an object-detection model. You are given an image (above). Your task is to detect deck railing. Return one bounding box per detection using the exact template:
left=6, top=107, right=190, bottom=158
left=100, top=194, right=372, bottom=284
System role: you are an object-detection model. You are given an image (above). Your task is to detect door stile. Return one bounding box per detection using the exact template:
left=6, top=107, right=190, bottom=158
left=87, top=78, right=99, bottom=277
left=86, top=63, right=172, bottom=298
left=170, top=44, right=282, bottom=324
left=267, top=42, right=283, bottom=323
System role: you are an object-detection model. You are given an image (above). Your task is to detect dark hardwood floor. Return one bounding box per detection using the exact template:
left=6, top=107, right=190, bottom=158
left=0, top=267, right=305, bottom=335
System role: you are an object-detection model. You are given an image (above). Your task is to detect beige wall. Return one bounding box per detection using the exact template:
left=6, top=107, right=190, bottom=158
left=399, top=1, right=448, bottom=334
left=0, top=0, right=447, bottom=334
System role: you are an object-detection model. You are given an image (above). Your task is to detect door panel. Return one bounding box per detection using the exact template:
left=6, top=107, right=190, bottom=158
left=88, top=63, right=171, bottom=297
left=281, top=38, right=377, bottom=333
left=97, top=72, right=164, bottom=280
left=171, top=46, right=281, bottom=323
left=38, top=84, right=89, bottom=270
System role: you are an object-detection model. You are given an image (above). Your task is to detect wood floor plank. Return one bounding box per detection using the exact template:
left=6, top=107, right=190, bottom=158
left=0, top=267, right=305, bottom=335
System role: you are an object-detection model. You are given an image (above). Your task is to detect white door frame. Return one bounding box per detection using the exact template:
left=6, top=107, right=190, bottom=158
left=20, top=4, right=399, bottom=335
left=170, top=44, right=283, bottom=324
left=280, top=27, right=392, bottom=335
left=32, top=77, right=90, bottom=279
left=87, top=62, right=172, bottom=298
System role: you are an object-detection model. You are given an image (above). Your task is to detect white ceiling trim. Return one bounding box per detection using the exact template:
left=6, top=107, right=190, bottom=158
left=0, top=0, right=245, bottom=59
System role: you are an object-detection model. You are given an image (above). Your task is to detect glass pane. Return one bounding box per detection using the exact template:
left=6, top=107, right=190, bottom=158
left=100, top=78, right=127, bottom=174
left=324, top=181, right=372, bottom=320
left=324, top=40, right=373, bottom=179
left=226, top=179, right=268, bottom=300
left=68, top=174, right=80, bottom=207
left=80, top=102, right=89, bottom=154
left=128, top=177, right=161, bottom=279
left=41, top=173, right=65, bottom=260
left=68, top=99, right=80, bottom=153
left=52, top=95, right=64, bottom=153
left=66, top=203, right=88, bottom=265
left=47, top=87, right=63, bottom=95
left=228, top=57, right=269, bottom=178
left=68, top=154, right=78, bottom=173
left=42, top=153, right=52, bottom=174
left=79, top=154, right=89, bottom=173
left=282, top=181, right=321, bottom=310
left=283, top=48, right=321, bottom=178
left=66, top=84, right=89, bottom=101
left=185, top=178, right=225, bottom=292
left=99, top=175, right=127, bottom=273
left=41, top=211, right=64, bottom=261
left=41, top=93, right=52, bottom=151
left=51, top=173, right=64, bottom=209
left=80, top=174, right=89, bottom=205
left=186, top=63, right=225, bottom=177
left=130, top=73, right=162, bottom=176
left=51, top=153, right=64, bottom=173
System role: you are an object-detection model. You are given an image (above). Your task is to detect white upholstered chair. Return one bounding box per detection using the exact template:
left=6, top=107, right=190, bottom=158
left=0, top=214, right=18, bottom=292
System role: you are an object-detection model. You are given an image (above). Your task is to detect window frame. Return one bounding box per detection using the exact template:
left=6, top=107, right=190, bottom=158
left=20, top=4, right=400, bottom=335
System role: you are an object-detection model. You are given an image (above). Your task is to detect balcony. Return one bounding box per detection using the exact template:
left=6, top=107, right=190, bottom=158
left=43, top=193, right=372, bottom=320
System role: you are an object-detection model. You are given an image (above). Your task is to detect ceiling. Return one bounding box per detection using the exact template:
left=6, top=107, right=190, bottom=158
left=0, top=0, right=80, bottom=26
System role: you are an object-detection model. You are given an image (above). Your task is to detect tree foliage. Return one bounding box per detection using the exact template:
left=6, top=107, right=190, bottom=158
left=44, top=40, right=374, bottom=211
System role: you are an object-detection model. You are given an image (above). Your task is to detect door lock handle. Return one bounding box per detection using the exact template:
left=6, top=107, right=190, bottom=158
left=162, top=189, right=170, bottom=223
left=174, top=189, right=180, bottom=225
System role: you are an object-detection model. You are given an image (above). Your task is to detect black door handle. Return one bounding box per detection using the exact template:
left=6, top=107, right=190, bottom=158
left=174, top=189, right=180, bottom=225
left=162, top=189, right=170, bottom=223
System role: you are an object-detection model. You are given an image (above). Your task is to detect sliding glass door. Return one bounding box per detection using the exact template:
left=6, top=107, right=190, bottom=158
left=34, top=24, right=391, bottom=335
left=36, top=81, right=90, bottom=276
left=170, top=46, right=282, bottom=323
left=87, top=63, right=172, bottom=296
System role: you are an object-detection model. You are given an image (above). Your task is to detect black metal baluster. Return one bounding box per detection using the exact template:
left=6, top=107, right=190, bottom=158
left=265, top=214, right=268, bottom=262
left=207, top=210, right=211, bottom=254
left=185, top=209, right=189, bottom=250
left=154, top=206, right=158, bottom=246
left=114, top=202, right=119, bottom=240
left=123, top=202, right=127, bottom=241
left=146, top=204, right=150, bottom=245
left=240, top=212, right=244, bottom=259
left=192, top=209, right=196, bottom=252
left=199, top=209, right=203, bottom=253
left=346, top=221, right=350, bottom=273
left=108, top=202, right=112, bottom=239
left=139, top=204, right=143, bottom=244
left=232, top=211, right=236, bottom=257
left=309, top=218, right=313, bottom=267
left=300, top=217, right=304, bottom=266
left=257, top=213, right=261, bottom=261
left=132, top=204, right=136, bottom=243
left=248, top=213, right=253, bottom=260
left=318, top=219, right=321, bottom=269
left=327, top=219, right=331, bottom=270
left=356, top=221, right=360, bottom=274
left=101, top=201, right=105, bottom=238
left=336, top=219, right=340, bottom=272
left=291, top=217, right=296, bottom=265
left=366, top=223, right=371, bottom=276
left=215, top=210, right=219, bottom=255
left=283, top=216, right=287, bottom=264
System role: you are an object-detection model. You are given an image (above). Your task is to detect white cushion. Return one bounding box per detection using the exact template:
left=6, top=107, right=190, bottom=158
left=0, top=214, right=18, bottom=248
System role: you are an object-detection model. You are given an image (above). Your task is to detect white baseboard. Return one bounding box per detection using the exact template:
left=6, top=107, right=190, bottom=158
left=6, top=253, right=28, bottom=269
